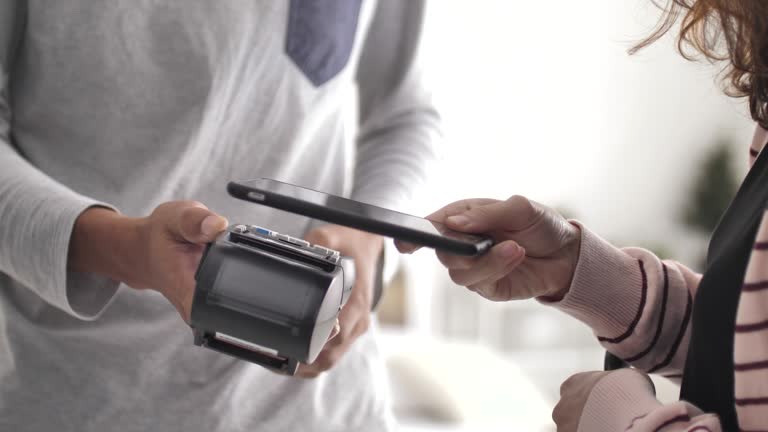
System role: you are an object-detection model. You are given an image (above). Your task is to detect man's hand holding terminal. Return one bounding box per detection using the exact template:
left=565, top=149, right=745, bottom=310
left=68, top=201, right=229, bottom=322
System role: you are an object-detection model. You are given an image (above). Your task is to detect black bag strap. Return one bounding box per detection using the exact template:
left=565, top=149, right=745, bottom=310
left=604, top=351, right=629, bottom=371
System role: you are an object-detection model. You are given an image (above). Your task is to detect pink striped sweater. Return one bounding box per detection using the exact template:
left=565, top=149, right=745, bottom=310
left=552, top=127, right=768, bottom=431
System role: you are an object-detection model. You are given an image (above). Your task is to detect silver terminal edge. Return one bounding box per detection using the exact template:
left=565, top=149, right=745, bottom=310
left=286, top=237, right=310, bottom=247
left=310, top=245, right=332, bottom=256
left=231, top=225, right=343, bottom=264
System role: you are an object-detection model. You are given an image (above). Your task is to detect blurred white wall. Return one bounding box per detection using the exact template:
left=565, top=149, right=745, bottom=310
left=388, top=2, right=756, bottom=425
left=414, top=0, right=754, bottom=266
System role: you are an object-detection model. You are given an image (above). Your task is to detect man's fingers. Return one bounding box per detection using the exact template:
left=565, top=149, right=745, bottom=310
left=297, top=308, right=370, bottom=378
left=298, top=347, right=344, bottom=376
left=297, top=336, right=349, bottom=377
left=174, top=204, right=228, bottom=244
left=297, top=319, right=348, bottom=377
left=305, top=318, right=368, bottom=374
left=304, top=231, right=334, bottom=249
left=296, top=366, right=320, bottom=378
left=313, top=306, right=360, bottom=356
left=322, top=323, right=347, bottom=351
left=445, top=195, right=538, bottom=234
left=296, top=224, right=378, bottom=378
left=447, top=241, right=525, bottom=287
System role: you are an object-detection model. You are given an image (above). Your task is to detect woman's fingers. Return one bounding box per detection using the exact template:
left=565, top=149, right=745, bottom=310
left=395, top=199, right=501, bottom=254
left=443, top=240, right=525, bottom=287
left=435, top=250, right=476, bottom=269
left=445, top=195, right=538, bottom=234
left=394, top=239, right=421, bottom=254
left=467, top=253, right=527, bottom=291
left=424, top=198, right=501, bottom=224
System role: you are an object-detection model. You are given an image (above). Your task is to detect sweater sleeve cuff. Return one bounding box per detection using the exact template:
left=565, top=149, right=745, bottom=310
left=540, top=221, right=645, bottom=338
left=578, top=369, right=661, bottom=432
left=51, top=199, right=120, bottom=320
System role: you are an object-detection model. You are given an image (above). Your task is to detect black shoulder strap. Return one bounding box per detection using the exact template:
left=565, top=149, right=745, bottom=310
left=604, top=351, right=629, bottom=371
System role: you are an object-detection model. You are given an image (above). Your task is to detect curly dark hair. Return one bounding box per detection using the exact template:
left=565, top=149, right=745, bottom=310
left=633, top=0, right=768, bottom=128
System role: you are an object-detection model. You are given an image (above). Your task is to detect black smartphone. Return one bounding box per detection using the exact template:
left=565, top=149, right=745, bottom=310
left=227, top=178, right=493, bottom=256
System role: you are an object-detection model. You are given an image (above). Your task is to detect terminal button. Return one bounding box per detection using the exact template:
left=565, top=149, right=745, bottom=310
left=286, top=237, right=310, bottom=247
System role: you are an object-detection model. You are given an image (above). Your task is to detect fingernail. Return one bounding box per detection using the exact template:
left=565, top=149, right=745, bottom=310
left=501, top=243, right=523, bottom=259
left=201, top=215, right=225, bottom=236
left=447, top=215, right=470, bottom=227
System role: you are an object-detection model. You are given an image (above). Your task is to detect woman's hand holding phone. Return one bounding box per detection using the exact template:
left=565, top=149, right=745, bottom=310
left=397, top=196, right=582, bottom=302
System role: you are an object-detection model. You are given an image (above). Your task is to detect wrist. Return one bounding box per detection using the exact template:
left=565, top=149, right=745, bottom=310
left=69, top=207, right=145, bottom=285
left=541, top=223, right=582, bottom=301
left=347, top=232, right=383, bottom=308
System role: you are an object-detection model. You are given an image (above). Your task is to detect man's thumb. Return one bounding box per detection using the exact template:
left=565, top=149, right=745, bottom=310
left=176, top=206, right=228, bottom=244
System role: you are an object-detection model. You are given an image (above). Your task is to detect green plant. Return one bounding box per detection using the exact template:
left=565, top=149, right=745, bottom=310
left=683, top=140, right=739, bottom=234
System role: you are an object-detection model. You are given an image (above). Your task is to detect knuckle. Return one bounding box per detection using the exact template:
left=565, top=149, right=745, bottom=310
left=506, top=195, right=528, bottom=206
left=152, top=202, right=177, bottom=219
left=185, top=200, right=207, bottom=209
left=506, top=195, right=535, bottom=214
left=156, top=202, right=173, bottom=212
left=173, top=201, right=203, bottom=216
